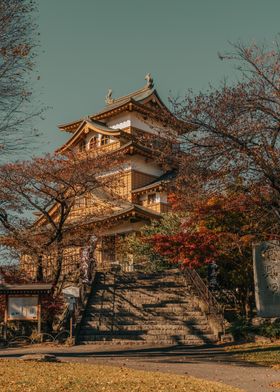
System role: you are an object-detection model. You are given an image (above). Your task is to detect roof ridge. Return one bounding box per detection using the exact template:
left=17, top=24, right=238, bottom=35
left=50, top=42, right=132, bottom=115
left=105, top=73, right=154, bottom=105
left=105, top=85, right=154, bottom=106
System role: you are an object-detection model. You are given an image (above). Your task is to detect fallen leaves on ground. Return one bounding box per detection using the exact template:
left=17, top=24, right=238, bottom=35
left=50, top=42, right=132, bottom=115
left=0, top=360, right=244, bottom=392
left=225, top=342, right=280, bottom=367
left=270, top=382, right=280, bottom=389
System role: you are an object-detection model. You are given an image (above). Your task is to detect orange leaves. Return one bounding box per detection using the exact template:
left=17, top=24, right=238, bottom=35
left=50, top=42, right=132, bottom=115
left=239, top=234, right=255, bottom=245
left=149, top=191, right=259, bottom=270
left=0, top=44, right=30, bottom=59
left=206, top=196, right=220, bottom=207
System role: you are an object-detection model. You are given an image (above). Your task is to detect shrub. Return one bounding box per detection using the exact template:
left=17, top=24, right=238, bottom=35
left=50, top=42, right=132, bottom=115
left=258, top=319, right=280, bottom=340
left=227, top=316, right=254, bottom=340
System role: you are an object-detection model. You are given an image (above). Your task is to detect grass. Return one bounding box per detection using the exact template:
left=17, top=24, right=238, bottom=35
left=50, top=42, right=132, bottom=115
left=0, top=360, right=244, bottom=392
left=226, top=341, right=280, bottom=367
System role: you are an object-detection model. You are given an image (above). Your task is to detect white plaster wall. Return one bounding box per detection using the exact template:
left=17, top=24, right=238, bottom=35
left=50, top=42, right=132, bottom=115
left=130, top=155, right=163, bottom=177
left=107, top=112, right=164, bottom=135
left=132, top=113, right=166, bottom=135
left=97, top=166, right=130, bottom=179
left=98, top=155, right=163, bottom=178
left=107, top=113, right=131, bottom=129
left=139, top=192, right=167, bottom=203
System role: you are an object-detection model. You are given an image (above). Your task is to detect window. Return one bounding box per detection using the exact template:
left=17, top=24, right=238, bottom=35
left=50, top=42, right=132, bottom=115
left=147, top=193, right=157, bottom=204
left=89, top=136, right=98, bottom=149
left=75, top=197, right=85, bottom=208
left=79, top=140, right=86, bottom=152
left=100, top=135, right=110, bottom=146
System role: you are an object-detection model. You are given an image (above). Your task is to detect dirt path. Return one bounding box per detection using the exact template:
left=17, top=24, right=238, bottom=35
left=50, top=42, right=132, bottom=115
left=0, top=344, right=279, bottom=392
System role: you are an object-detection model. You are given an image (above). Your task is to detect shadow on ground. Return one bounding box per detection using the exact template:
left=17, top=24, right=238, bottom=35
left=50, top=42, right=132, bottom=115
left=0, top=342, right=274, bottom=368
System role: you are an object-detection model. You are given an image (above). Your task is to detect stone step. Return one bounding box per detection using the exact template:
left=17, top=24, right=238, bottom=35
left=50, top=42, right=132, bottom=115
left=84, top=320, right=210, bottom=328
left=83, top=316, right=207, bottom=324
left=83, top=313, right=207, bottom=322
left=84, top=319, right=209, bottom=328
left=115, top=285, right=188, bottom=291
left=78, top=334, right=218, bottom=344
left=86, top=302, right=197, bottom=310
left=141, top=304, right=199, bottom=311
left=115, top=279, right=186, bottom=284
left=80, top=325, right=213, bottom=334
left=78, top=270, right=219, bottom=345
left=86, top=304, right=199, bottom=313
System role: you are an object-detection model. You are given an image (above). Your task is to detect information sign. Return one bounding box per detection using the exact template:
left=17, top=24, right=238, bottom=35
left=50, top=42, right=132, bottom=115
left=8, top=296, right=38, bottom=321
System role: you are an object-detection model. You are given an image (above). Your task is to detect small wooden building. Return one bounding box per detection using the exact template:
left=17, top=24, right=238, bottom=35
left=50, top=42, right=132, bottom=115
left=0, top=283, right=52, bottom=339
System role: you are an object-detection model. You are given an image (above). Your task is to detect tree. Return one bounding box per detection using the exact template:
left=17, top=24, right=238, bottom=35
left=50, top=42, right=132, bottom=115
left=142, top=192, right=262, bottom=315
left=0, top=0, right=40, bottom=158
left=128, top=40, right=280, bottom=315
left=118, top=213, right=182, bottom=272
left=0, top=151, right=124, bottom=287
left=156, top=40, right=280, bottom=236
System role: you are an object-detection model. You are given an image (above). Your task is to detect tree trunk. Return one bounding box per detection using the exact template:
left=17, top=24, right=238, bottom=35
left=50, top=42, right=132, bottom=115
left=36, top=255, right=44, bottom=282
left=53, top=239, right=63, bottom=288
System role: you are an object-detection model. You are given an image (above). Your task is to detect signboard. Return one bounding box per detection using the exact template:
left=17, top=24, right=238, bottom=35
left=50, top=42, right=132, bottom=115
left=62, top=286, right=80, bottom=298
left=253, top=241, right=280, bottom=317
left=8, top=296, right=38, bottom=321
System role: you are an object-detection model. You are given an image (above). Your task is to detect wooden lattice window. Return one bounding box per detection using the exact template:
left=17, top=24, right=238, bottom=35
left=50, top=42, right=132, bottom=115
left=100, top=135, right=110, bottom=146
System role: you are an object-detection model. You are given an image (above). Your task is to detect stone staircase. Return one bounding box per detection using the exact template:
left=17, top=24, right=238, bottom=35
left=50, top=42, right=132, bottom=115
left=77, top=269, right=219, bottom=345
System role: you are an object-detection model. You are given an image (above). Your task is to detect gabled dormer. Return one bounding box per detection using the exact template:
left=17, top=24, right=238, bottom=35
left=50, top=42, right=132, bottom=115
left=56, top=118, right=128, bottom=154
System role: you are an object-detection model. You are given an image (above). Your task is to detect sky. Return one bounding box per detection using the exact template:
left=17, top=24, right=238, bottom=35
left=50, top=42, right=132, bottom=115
left=33, top=0, right=280, bottom=154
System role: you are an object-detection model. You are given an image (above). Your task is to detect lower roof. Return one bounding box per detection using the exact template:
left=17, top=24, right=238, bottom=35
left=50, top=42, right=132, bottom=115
left=77, top=203, right=162, bottom=228
left=0, top=283, right=52, bottom=295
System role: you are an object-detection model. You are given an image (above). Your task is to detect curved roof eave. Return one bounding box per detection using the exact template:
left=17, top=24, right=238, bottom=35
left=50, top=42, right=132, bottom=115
left=84, top=204, right=162, bottom=226
left=56, top=119, right=122, bottom=154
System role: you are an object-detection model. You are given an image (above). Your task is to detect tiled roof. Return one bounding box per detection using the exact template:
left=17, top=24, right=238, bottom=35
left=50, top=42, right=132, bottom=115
left=0, top=283, right=52, bottom=294
left=83, top=203, right=162, bottom=226
left=58, top=84, right=168, bottom=131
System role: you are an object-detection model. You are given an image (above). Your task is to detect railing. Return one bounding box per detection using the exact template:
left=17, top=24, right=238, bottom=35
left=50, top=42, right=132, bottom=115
left=55, top=270, right=97, bottom=343
left=73, top=271, right=98, bottom=342
left=5, top=330, right=71, bottom=347
left=182, top=267, right=225, bottom=334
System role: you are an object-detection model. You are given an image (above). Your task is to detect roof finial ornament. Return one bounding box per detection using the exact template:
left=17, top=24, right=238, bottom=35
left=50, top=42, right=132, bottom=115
left=105, top=88, right=114, bottom=105
left=145, top=73, right=154, bottom=89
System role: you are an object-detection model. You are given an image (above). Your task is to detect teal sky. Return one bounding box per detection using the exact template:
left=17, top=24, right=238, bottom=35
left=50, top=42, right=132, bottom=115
left=35, top=0, right=280, bottom=154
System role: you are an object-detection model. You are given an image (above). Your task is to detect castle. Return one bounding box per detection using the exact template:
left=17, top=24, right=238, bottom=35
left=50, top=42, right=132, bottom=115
left=20, top=78, right=224, bottom=344
left=50, top=75, right=175, bottom=273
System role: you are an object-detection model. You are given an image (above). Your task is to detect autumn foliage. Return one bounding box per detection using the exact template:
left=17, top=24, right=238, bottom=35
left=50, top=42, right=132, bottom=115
left=148, top=193, right=257, bottom=269
left=0, top=0, right=40, bottom=157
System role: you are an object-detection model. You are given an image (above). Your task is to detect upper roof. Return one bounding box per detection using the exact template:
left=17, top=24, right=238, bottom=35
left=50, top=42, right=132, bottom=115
left=58, top=75, right=172, bottom=133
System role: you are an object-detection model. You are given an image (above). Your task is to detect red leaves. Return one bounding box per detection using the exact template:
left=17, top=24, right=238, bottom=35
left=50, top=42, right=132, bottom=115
left=148, top=192, right=258, bottom=269
left=149, top=230, right=219, bottom=269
